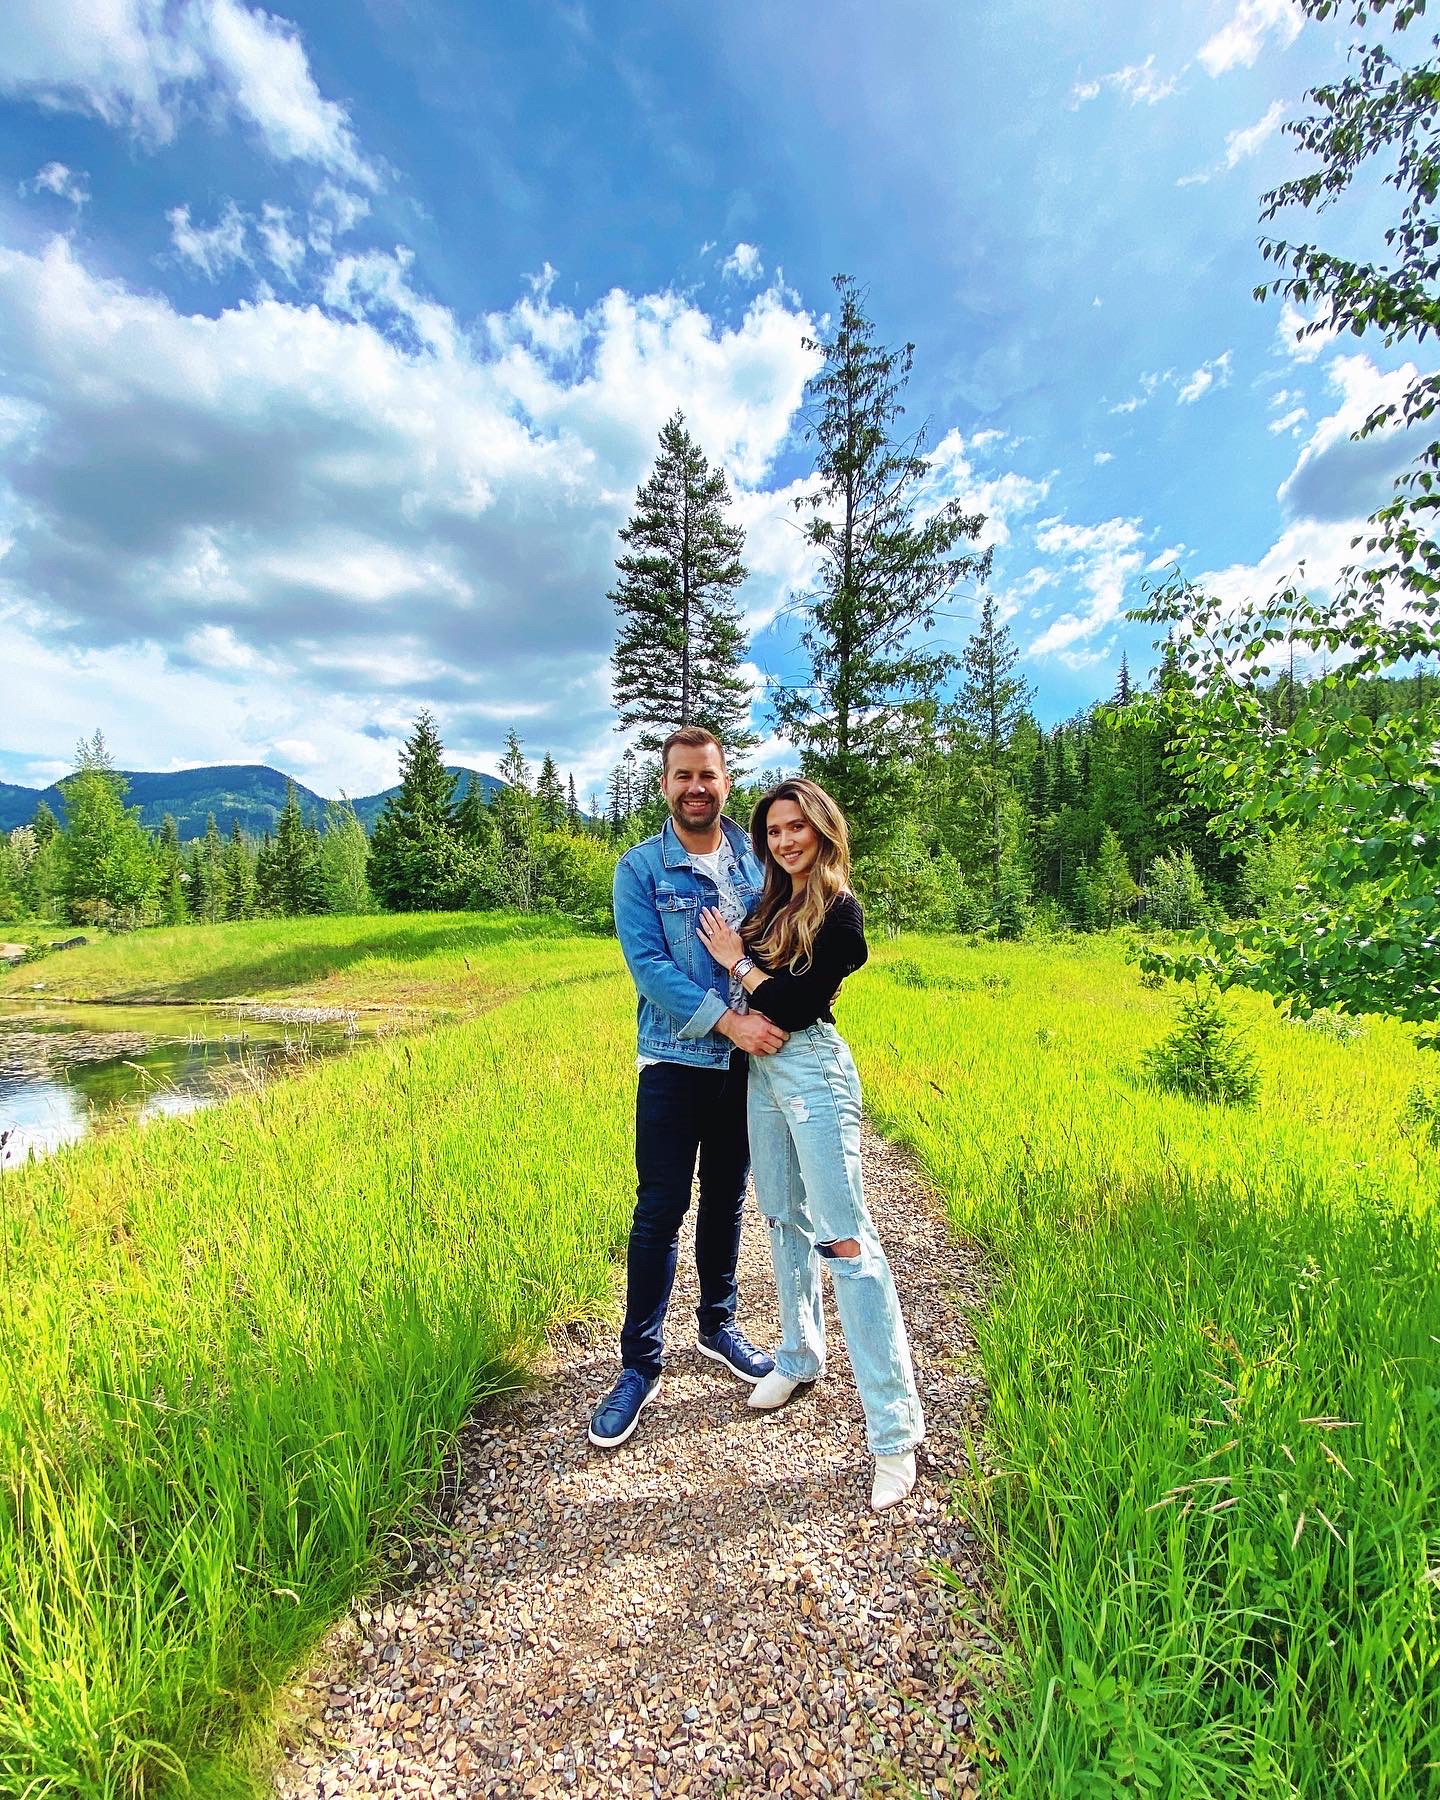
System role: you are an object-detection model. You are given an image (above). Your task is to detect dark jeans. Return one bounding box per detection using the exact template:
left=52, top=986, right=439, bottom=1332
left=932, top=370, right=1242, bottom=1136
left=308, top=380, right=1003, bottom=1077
left=620, top=1054, right=750, bottom=1380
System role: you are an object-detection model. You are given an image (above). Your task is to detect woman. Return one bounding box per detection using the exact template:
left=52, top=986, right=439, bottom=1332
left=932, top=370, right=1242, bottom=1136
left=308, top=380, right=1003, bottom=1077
left=697, top=778, right=925, bottom=1512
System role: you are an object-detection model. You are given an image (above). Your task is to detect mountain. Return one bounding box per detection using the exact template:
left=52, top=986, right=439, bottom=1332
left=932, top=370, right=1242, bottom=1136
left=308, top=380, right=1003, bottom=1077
left=0, top=764, right=505, bottom=841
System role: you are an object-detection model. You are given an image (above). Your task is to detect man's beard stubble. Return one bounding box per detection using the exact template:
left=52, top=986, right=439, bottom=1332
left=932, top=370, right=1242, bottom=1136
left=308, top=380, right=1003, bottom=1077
left=668, top=791, right=722, bottom=832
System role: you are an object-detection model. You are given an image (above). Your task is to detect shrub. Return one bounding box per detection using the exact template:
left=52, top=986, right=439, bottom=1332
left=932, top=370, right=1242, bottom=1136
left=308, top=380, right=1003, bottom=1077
left=1145, top=847, right=1208, bottom=931
left=1142, top=984, right=1260, bottom=1106
left=1293, top=1007, right=1368, bottom=1045
left=1399, top=1076, right=1440, bottom=1150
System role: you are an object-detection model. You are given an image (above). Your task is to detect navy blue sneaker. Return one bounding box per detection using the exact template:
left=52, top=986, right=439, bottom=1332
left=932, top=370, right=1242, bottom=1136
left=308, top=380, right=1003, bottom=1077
left=587, top=1369, right=660, bottom=1448
left=697, top=1324, right=775, bottom=1385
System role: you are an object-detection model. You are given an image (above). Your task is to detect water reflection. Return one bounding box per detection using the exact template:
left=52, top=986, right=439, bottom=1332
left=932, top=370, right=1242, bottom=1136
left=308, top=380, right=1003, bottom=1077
left=0, top=1005, right=365, bottom=1168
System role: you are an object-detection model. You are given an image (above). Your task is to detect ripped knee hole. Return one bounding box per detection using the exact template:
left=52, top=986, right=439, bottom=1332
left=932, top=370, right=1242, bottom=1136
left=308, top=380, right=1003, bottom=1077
left=817, top=1237, right=861, bottom=1259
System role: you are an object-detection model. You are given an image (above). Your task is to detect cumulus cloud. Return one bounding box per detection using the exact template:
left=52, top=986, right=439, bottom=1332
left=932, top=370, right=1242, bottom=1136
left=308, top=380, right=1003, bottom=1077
left=1027, top=516, right=1146, bottom=656
left=0, top=236, right=818, bottom=792
left=721, top=242, right=764, bottom=283
left=1, top=0, right=376, bottom=183
left=1198, top=0, right=1304, bottom=78
left=1094, top=450, right=1114, bottom=465
left=1277, top=352, right=1425, bottom=522
left=22, top=161, right=91, bottom=207
left=168, top=200, right=249, bottom=277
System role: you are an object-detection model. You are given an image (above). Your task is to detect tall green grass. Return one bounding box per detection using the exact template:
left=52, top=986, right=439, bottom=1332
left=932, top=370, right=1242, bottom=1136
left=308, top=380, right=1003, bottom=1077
left=0, top=958, right=637, bottom=1796
left=848, top=937, right=1439, bottom=1797
left=0, top=910, right=616, bottom=1009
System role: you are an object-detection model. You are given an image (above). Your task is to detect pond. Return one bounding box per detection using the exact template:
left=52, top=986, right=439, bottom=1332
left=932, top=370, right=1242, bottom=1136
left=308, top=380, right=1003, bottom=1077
left=0, top=1002, right=384, bottom=1169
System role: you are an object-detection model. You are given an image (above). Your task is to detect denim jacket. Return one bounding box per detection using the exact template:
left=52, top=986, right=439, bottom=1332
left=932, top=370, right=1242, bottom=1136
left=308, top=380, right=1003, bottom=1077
left=613, top=815, right=765, bottom=1068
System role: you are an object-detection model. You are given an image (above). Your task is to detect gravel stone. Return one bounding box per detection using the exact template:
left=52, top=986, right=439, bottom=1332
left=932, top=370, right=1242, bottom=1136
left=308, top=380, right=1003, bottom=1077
left=274, top=1125, right=996, bottom=1798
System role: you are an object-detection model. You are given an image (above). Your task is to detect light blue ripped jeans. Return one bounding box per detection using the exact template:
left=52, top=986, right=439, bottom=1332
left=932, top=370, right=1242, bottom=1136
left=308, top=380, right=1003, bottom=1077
left=747, top=1022, right=925, bottom=1457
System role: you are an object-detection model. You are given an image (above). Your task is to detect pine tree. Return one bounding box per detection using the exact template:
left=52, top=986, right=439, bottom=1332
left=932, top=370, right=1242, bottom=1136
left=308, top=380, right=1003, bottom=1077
left=368, top=711, right=466, bottom=911
left=536, top=753, right=566, bottom=831
left=254, top=832, right=283, bottom=915
left=566, top=772, right=581, bottom=833
left=222, top=821, right=254, bottom=920
left=1113, top=652, right=1134, bottom=707
left=156, top=815, right=188, bottom=925
left=274, top=782, right=326, bottom=916
left=775, top=276, right=991, bottom=843
left=454, top=775, right=497, bottom=851
left=197, top=813, right=224, bottom=923
left=610, top=411, right=755, bottom=760
left=30, top=800, right=58, bottom=847
left=952, top=595, right=1034, bottom=895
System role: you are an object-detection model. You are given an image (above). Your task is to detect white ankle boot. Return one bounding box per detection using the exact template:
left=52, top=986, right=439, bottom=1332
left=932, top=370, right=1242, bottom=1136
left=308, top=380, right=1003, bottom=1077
left=870, top=1451, right=916, bottom=1512
left=747, top=1369, right=805, bottom=1410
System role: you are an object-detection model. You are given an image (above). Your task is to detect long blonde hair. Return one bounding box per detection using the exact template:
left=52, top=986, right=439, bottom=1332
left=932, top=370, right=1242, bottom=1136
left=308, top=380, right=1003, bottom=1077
left=742, top=778, right=852, bottom=972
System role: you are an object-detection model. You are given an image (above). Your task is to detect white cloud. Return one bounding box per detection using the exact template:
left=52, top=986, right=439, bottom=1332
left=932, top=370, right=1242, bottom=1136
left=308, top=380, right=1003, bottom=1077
left=256, top=203, right=305, bottom=281
left=1198, top=0, right=1304, bottom=78
left=924, top=429, right=1051, bottom=552
left=168, top=200, right=249, bottom=278
left=1277, top=352, right=1424, bottom=521
left=1144, top=544, right=1186, bottom=573
left=22, top=161, right=91, bottom=207
left=1176, top=350, right=1233, bottom=404
left=1027, top=516, right=1146, bottom=656
left=1094, top=450, right=1114, bottom=465
left=721, top=242, right=764, bottom=283
left=0, top=235, right=819, bottom=793
left=1071, top=54, right=1180, bottom=108
left=200, top=0, right=376, bottom=185
left=1275, top=298, right=1340, bottom=364
left=1268, top=405, right=1307, bottom=436
left=1178, top=98, right=1287, bottom=185
left=1, top=0, right=376, bottom=183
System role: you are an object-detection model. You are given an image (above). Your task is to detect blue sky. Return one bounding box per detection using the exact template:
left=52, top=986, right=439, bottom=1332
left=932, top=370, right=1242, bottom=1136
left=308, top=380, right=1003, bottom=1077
left=0, top=0, right=1418, bottom=799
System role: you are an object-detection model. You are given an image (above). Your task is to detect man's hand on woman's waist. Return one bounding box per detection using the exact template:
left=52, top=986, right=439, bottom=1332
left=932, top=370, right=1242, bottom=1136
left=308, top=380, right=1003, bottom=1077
left=717, top=1009, right=788, bottom=1056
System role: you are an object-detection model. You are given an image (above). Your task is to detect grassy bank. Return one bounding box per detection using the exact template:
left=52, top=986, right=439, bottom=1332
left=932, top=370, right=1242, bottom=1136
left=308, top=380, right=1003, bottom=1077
left=0, top=911, right=620, bottom=1009
left=847, top=937, right=1439, bottom=1796
left=0, top=926, right=636, bottom=1797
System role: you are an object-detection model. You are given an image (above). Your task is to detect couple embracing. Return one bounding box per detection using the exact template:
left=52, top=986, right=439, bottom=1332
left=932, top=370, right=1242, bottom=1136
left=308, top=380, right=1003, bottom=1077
left=588, top=726, right=925, bottom=1514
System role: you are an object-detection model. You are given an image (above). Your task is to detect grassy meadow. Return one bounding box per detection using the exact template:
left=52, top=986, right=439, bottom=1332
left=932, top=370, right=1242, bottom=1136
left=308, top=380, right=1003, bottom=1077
left=0, top=911, right=613, bottom=1010
left=2, top=916, right=1436, bottom=1796
left=850, top=936, right=1439, bottom=1797
left=1, top=919, right=632, bottom=1798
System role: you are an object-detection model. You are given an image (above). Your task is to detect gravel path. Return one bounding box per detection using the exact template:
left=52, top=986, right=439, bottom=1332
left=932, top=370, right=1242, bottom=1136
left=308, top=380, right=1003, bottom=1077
left=275, top=1125, right=994, bottom=1799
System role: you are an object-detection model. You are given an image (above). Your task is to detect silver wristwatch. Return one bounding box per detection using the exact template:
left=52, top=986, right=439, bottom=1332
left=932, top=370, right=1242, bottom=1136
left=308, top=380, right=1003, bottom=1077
left=732, top=955, right=755, bottom=980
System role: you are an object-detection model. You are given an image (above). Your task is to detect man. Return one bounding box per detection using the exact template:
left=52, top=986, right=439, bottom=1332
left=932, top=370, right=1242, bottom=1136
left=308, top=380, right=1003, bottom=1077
left=589, top=725, right=787, bottom=1448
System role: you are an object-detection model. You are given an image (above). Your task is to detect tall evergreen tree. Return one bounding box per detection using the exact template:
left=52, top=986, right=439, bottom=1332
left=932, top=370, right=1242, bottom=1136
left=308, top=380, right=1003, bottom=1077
left=197, top=812, right=224, bottom=923
left=566, top=772, right=581, bottom=833
left=1113, top=652, right=1133, bottom=707
left=30, top=800, right=58, bottom=847
left=273, top=782, right=326, bottom=916
left=222, top=821, right=254, bottom=921
left=454, top=775, right=497, bottom=851
left=775, top=275, right=992, bottom=842
left=952, top=595, right=1034, bottom=892
left=156, top=814, right=188, bottom=926
left=610, top=411, right=755, bottom=759
left=368, top=711, right=466, bottom=911
left=536, top=753, right=566, bottom=831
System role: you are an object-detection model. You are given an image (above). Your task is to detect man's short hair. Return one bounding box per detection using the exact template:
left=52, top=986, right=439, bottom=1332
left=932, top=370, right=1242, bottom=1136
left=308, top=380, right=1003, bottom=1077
left=661, top=726, right=727, bottom=774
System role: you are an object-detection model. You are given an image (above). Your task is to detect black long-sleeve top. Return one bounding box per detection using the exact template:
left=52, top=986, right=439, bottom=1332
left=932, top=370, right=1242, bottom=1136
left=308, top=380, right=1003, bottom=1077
left=747, top=894, right=868, bottom=1031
